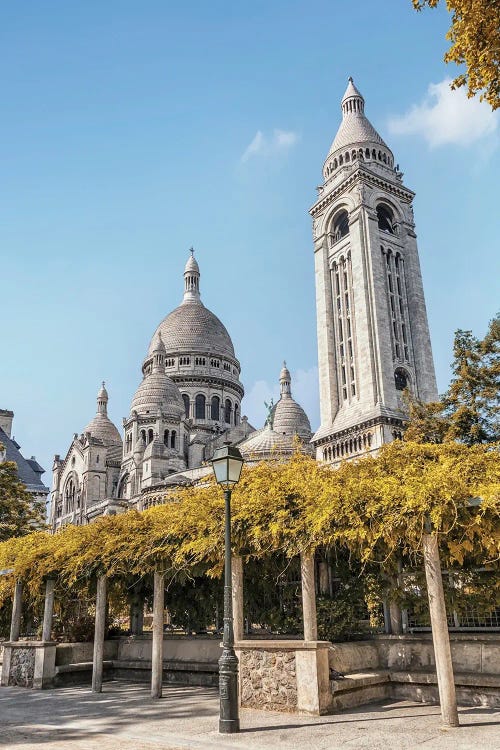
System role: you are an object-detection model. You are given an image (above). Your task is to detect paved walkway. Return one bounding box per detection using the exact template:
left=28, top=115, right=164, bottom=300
left=0, top=682, right=498, bottom=750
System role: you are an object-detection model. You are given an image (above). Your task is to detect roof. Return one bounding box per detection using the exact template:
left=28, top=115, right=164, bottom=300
left=326, top=78, right=392, bottom=158
left=0, top=427, right=49, bottom=494
left=131, top=371, right=185, bottom=417
left=149, top=301, right=236, bottom=359
left=82, top=413, right=122, bottom=446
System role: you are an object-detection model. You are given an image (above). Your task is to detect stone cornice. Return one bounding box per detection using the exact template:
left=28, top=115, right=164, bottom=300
left=310, top=166, right=415, bottom=218
left=170, top=374, right=244, bottom=398
left=312, top=415, right=405, bottom=446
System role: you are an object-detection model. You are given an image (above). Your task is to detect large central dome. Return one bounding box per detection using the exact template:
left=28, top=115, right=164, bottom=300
left=147, top=252, right=236, bottom=361
left=149, top=304, right=235, bottom=359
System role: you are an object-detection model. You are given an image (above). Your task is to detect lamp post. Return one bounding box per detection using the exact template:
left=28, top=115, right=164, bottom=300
left=211, top=444, right=244, bottom=734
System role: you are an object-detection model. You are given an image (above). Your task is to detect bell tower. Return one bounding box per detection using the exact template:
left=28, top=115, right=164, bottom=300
left=311, top=78, right=437, bottom=463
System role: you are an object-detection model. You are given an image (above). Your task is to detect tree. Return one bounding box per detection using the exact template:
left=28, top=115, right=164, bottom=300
left=412, top=1, right=500, bottom=110
left=0, top=452, right=46, bottom=541
left=405, top=314, right=500, bottom=444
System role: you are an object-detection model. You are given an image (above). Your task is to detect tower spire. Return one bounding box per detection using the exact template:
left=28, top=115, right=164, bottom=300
left=183, top=247, right=201, bottom=303
left=97, top=382, right=108, bottom=416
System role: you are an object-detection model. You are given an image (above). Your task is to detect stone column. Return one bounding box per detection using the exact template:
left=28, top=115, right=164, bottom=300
left=10, top=580, right=23, bottom=642
left=422, top=533, right=459, bottom=727
left=151, top=571, right=165, bottom=699
left=42, top=579, right=55, bottom=642
left=231, top=555, right=244, bottom=642
left=92, top=575, right=107, bottom=693
left=301, top=552, right=318, bottom=641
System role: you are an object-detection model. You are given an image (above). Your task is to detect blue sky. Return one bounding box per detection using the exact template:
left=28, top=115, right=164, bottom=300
left=1, top=1, right=498, bottom=486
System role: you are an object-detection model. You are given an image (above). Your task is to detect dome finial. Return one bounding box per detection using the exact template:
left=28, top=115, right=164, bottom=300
left=183, top=249, right=201, bottom=303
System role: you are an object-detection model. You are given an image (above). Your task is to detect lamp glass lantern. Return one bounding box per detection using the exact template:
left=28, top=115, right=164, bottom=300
left=211, top=445, right=244, bottom=487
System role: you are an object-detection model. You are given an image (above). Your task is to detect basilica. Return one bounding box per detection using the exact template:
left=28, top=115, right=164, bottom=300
left=49, top=78, right=436, bottom=530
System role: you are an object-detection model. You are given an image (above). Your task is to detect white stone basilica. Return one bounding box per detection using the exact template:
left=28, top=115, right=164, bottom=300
left=50, top=78, right=437, bottom=529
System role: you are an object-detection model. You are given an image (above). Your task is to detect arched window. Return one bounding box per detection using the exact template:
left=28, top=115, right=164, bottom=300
left=170, top=430, right=176, bottom=449
left=211, top=395, right=220, bottom=421
left=377, top=205, right=395, bottom=233
left=224, top=399, right=232, bottom=424
left=332, top=210, right=349, bottom=242
left=395, top=368, right=409, bottom=391
left=148, top=429, right=154, bottom=443
left=141, top=429, right=147, bottom=443
left=234, top=403, right=239, bottom=426
left=182, top=394, right=190, bottom=418
left=195, top=394, right=206, bottom=420
left=164, top=429, right=169, bottom=446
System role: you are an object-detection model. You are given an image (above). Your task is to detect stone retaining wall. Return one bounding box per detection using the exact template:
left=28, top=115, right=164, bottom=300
left=239, top=648, right=297, bottom=711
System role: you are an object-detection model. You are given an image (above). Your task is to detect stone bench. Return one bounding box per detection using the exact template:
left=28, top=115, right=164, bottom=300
left=54, top=658, right=219, bottom=688
left=328, top=635, right=500, bottom=710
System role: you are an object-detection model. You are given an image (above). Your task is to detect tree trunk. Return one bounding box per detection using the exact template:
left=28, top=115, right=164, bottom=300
left=10, top=581, right=23, bottom=642
left=151, top=571, right=165, bottom=699
left=231, top=555, right=244, bottom=643
left=92, top=575, right=107, bottom=693
left=301, top=552, right=318, bottom=641
left=422, top=533, right=459, bottom=727
left=42, top=579, right=55, bottom=641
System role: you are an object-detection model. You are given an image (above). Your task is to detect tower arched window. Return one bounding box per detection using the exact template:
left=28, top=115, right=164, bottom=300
left=148, top=429, right=154, bottom=444
left=234, top=403, right=239, bottom=426
left=141, top=429, right=147, bottom=443
left=224, top=399, right=232, bottom=424
left=171, top=430, right=176, bottom=449
left=332, top=210, right=349, bottom=242
left=182, top=394, right=190, bottom=418
left=395, top=368, right=409, bottom=391
left=377, top=205, right=395, bottom=233
left=195, top=394, right=206, bottom=420
left=211, top=395, right=220, bottom=421
left=164, top=429, right=169, bottom=446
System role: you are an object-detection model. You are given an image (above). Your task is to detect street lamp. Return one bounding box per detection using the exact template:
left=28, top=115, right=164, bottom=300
left=211, top=444, right=244, bottom=734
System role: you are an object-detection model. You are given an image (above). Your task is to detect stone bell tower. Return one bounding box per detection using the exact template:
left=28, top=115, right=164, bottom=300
left=311, top=78, right=437, bottom=463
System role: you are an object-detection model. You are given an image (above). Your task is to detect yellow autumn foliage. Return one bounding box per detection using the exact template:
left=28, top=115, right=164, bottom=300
left=0, top=442, right=498, bottom=608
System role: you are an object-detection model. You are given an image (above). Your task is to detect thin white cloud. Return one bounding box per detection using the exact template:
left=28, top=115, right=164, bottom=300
left=241, top=366, right=319, bottom=432
left=240, top=129, right=299, bottom=162
left=388, top=79, right=498, bottom=148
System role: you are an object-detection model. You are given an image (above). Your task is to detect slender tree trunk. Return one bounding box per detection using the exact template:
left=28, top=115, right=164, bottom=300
left=42, top=579, right=55, bottom=641
left=422, top=533, right=459, bottom=727
left=301, top=551, right=318, bottom=641
left=231, top=555, right=244, bottom=643
left=10, top=581, right=23, bottom=642
left=151, top=571, right=165, bottom=699
left=92, top=575, right=107, bottom=693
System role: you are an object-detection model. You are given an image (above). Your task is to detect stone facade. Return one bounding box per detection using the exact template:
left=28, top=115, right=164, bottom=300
left=8, top=647, right=35, bottom=687
left=311, top=79, right=438, bottom=464
left=50, top=253, right=313, bottom=529
left=239, top=648, right=297, bottom=711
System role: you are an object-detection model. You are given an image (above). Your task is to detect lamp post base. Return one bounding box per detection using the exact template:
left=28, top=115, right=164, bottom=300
left=219, top=648, right=239, bottom=734
left=219, top=718, right=240, bottom=734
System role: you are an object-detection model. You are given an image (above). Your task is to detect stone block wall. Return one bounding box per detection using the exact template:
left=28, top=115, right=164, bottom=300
left=239, top=648, right=297, bottom=711
left=9, top=647, right=35, bottom=687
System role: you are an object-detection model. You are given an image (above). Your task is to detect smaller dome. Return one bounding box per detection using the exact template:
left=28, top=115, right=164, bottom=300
left=130, top=371, right=184, bottom=418
left=83, top=383, right=121, bottom=445
left=272, top=399, right=311, bottom=440
left=83, top=413, right=122, bottom=445
left=272, top=363, right=312, bottom=440
left=239, top=425, right=290, bottom=460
